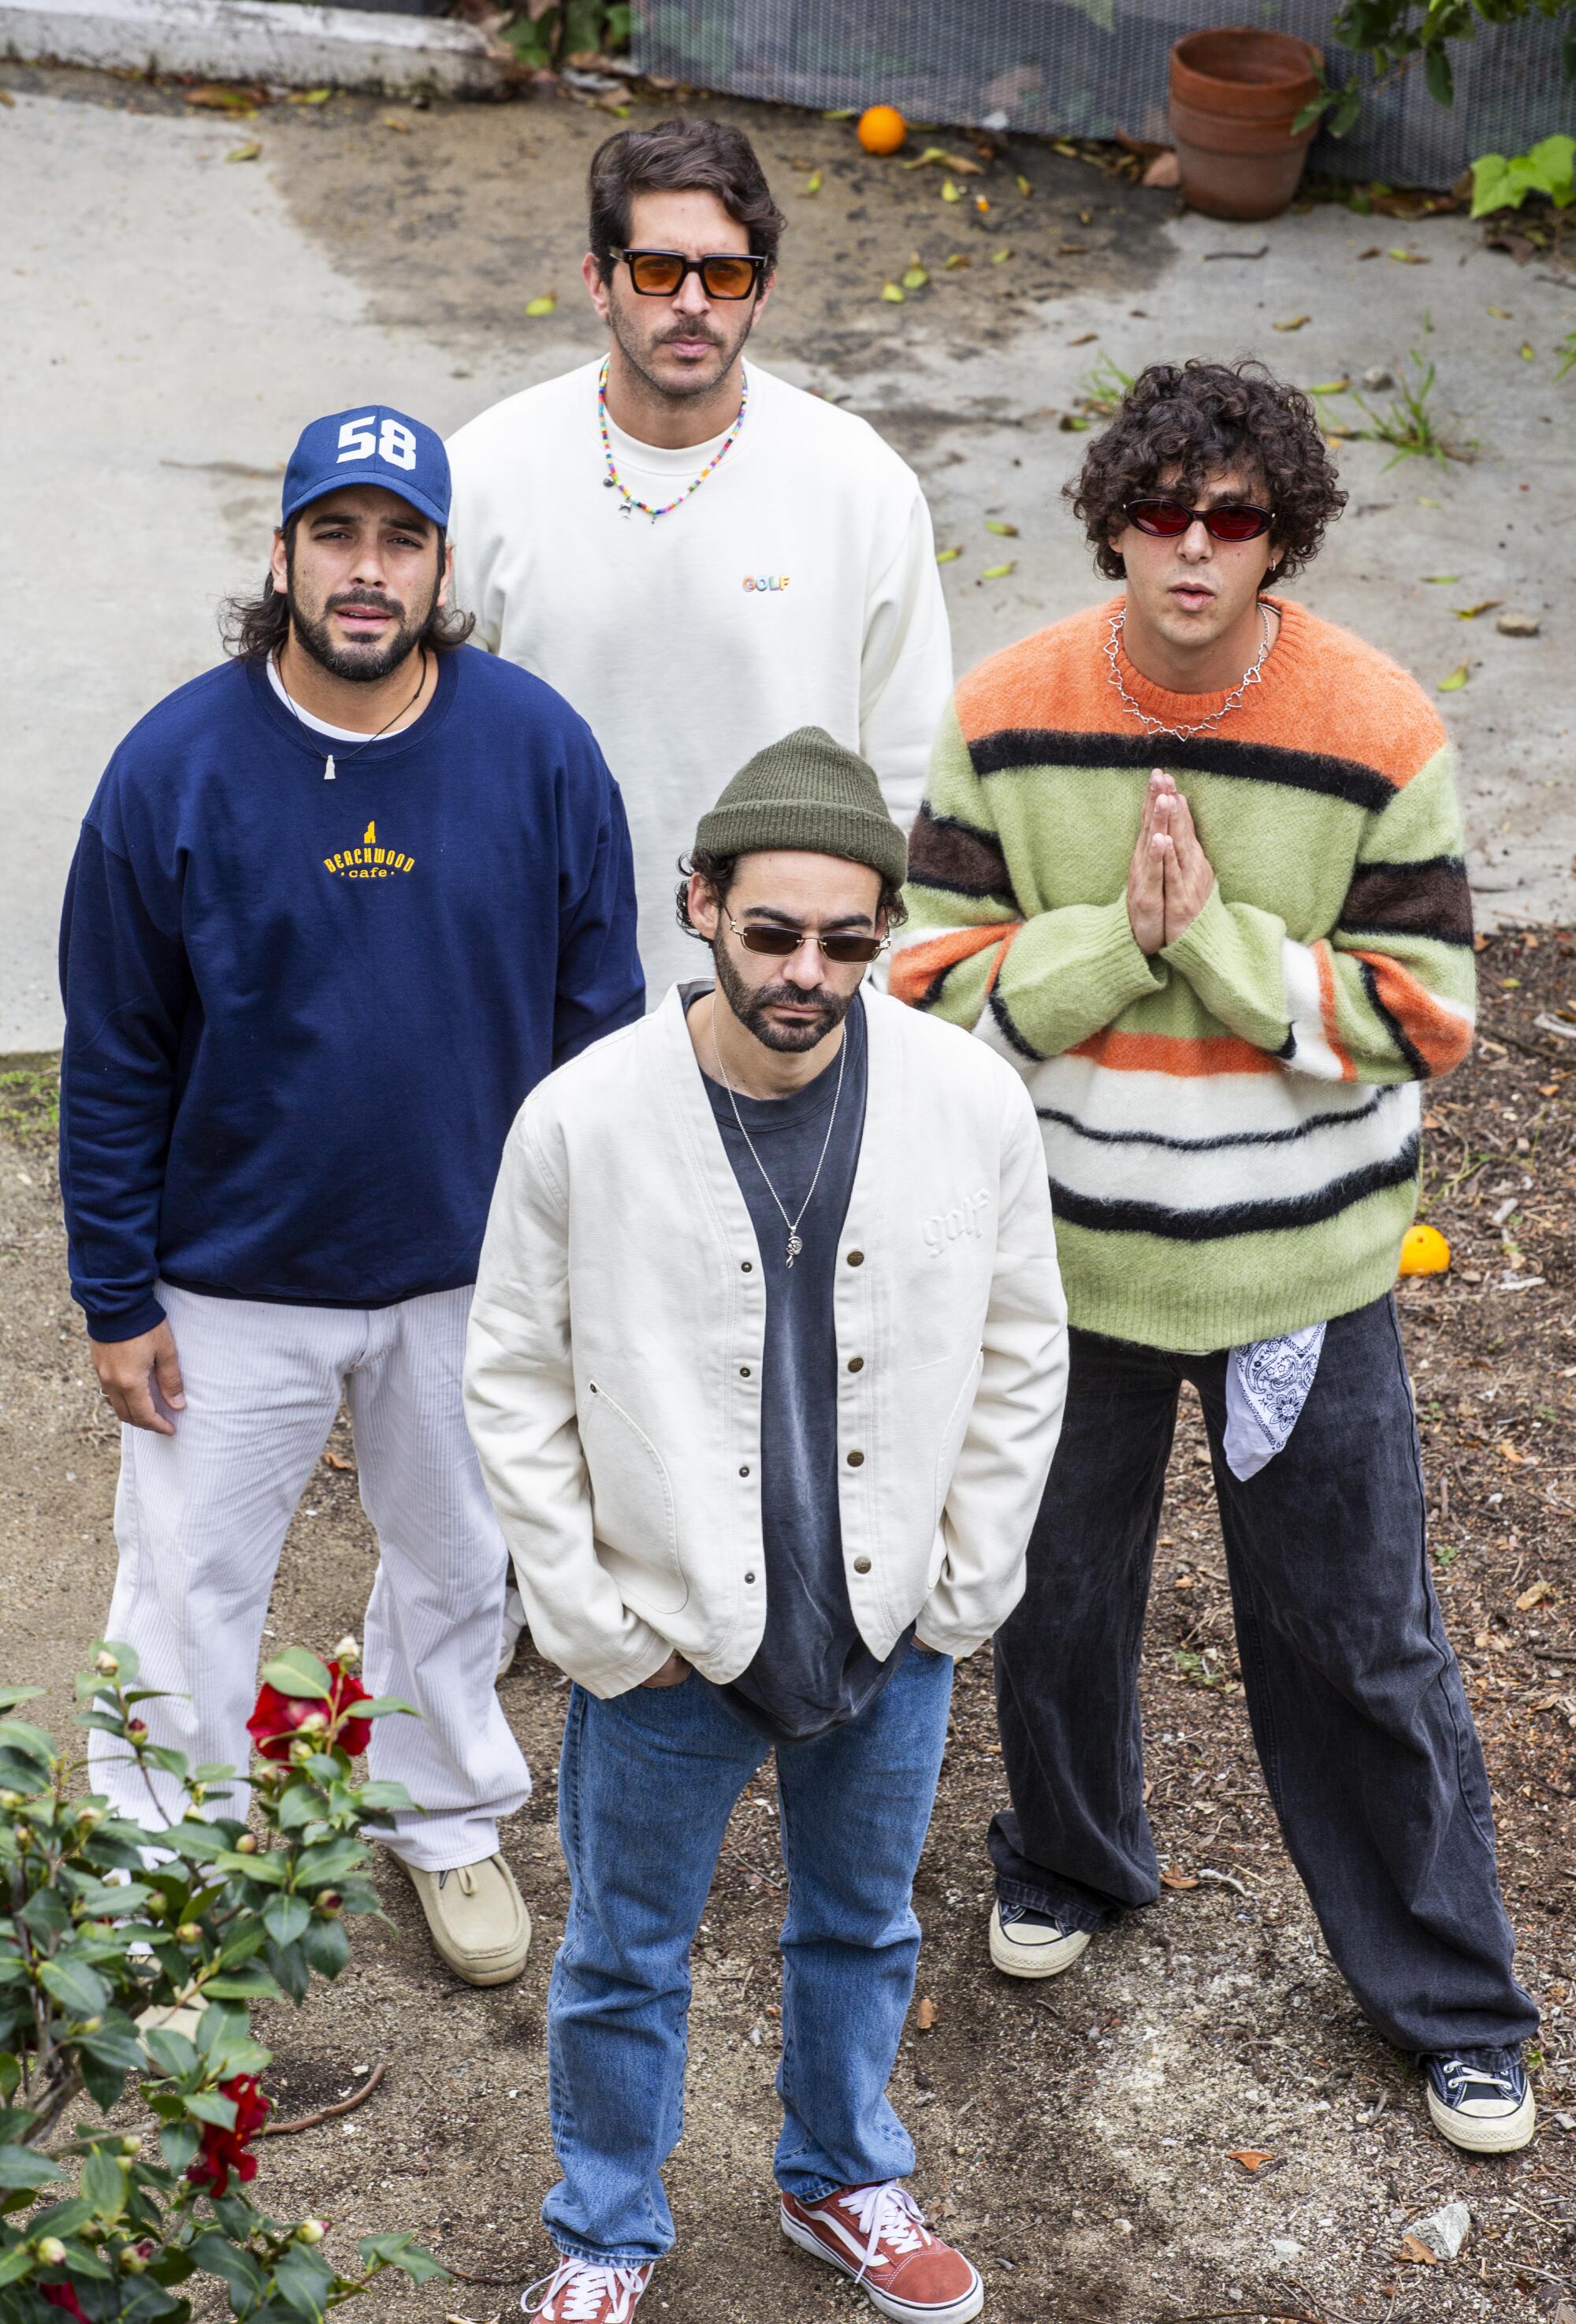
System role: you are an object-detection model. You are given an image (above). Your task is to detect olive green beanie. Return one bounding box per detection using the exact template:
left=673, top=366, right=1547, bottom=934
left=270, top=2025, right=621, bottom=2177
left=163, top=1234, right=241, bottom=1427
left=694, top=727, right=907, bottom=890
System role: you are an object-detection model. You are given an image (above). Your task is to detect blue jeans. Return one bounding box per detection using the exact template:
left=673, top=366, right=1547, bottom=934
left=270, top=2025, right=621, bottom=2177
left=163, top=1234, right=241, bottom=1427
left=543, top=1641, right=953, bottom=2265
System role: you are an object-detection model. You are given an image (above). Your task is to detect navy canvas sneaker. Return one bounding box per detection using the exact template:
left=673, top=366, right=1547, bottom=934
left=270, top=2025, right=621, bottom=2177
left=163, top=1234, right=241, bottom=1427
left=1422, top=2046, right=1535, bottom=2153
left=988, top=1900, right=1092, bottom=1979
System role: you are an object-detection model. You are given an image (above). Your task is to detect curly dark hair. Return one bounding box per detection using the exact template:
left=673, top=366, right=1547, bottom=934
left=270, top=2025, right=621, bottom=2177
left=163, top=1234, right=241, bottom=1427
left=675, top=849, right=908, bottom=939
left=1066, top=359, right=1347, bottom=582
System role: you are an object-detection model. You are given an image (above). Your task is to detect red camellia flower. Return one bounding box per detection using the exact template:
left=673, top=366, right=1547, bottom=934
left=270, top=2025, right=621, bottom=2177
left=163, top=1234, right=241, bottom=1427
left=246, top=1660, right=372, bottom=1763
left=185, top=2073, right=271, bottom=2197
left=42, top=2286, right=89, bottom=2321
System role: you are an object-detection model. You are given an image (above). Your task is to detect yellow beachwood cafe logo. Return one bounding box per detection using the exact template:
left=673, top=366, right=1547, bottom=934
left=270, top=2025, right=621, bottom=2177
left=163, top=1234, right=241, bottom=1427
left=323, top=820, right=414, bottom=880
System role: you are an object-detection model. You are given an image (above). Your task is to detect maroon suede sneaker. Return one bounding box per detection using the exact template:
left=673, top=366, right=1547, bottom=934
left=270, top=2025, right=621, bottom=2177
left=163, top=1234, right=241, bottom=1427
left=781, top=2181, right=984, bottom=2320
left=521, top=2258, right=651, bottom=2322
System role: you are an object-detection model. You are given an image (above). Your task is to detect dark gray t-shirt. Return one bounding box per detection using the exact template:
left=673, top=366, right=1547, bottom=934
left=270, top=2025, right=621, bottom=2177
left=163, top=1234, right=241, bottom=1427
left=685, top=987, right=909, bottom=1745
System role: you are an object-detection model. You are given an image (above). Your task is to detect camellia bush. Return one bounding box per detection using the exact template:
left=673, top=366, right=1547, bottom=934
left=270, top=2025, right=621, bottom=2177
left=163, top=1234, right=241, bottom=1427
left=0, top=1641, right=444, bottom=2322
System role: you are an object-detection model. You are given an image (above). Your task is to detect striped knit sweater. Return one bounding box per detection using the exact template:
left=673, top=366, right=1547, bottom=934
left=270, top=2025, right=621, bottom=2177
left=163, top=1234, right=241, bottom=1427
left=893, top=595, right=1476, bottom=1352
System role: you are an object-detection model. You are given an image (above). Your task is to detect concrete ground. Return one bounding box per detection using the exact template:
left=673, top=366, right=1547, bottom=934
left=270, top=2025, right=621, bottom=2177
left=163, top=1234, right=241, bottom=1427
left=2, top=64, right=1574, bottom=1047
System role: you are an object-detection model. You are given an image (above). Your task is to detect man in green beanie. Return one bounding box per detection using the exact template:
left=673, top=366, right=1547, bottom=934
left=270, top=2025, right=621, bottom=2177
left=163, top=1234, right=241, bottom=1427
left=465, top=728, right=1068, bottom=2324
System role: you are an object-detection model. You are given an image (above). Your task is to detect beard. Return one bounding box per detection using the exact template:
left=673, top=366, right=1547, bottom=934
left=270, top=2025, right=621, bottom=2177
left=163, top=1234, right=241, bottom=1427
left=713, top=938, right=853, bottom=1054
left=609, top=295, right=758, bottom=405
left=287, top=569, right=436, bottom=685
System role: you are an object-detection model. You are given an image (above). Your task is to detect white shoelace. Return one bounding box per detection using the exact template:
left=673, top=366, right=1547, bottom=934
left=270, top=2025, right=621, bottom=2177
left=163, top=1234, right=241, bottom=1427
left=1440, top=2058, right=1517, bottom=2103
left=834, top=2181, right=935, bottom=2282
left=522, top=2259, right=649, bottom=2321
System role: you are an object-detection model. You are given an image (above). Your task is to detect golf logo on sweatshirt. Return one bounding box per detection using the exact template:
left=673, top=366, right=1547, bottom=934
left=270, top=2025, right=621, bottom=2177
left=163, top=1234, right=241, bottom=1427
left=322, top=818, right=416, bottom=880
left=742, top=574, right=790, bottom=593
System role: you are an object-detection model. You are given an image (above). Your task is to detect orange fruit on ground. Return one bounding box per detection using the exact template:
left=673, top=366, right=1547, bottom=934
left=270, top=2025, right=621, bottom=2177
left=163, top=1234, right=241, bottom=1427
left=857, top=105, right=908, bottom=156
left=1399, top=1222, right=1451, bottom=1276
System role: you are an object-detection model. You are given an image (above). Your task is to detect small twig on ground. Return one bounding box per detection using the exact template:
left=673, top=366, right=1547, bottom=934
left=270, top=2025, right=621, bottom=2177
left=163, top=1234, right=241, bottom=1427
left=440, top=2259, right=532, bottom=2286
left=1195, top=1867, right=1250, bottom=1898
left=264, top=2060, right=386, bottom=2135
left=719, top=1843, right=784, bottom=1891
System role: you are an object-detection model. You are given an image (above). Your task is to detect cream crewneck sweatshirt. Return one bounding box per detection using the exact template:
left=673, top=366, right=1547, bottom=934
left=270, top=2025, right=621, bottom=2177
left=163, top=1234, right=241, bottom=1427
left=446, top=359, right=953, bottom=997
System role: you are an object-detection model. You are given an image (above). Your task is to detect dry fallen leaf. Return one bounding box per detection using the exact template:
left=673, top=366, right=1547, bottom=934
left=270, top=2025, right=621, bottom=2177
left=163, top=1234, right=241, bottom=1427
left=0, top=85, right=15, bottom=106
left=940, top=178, right=961, bottom=203
left=1520, top=341, right=1536, bottom=360
left=1142, top=151, right=1180, bottom=189
left=1437, top=664, right=1469, bottom=692
left=881, top=281, right=905, bottom=303
left=1016, top=173, right=1033, bottom=196
left=1499, top=1442, right=1525, bottom=1464
left=1357, top=245, right=1382, bottom=258
left=525, top=294, right=556, bottom=318
left=935, top=546, right=961, bottom=563
left=1310, top=377, right=1351, bottom=393
left=1069, top=330, right=1097, bottom=346
left=915, top=1995, right=939, bottom=2030
left=288, top=87, right=331, bottom=105
left=1488, top=303, right=1512, bottom=318
left=322, top=1450, right=355, bottom=1473
left=1398, top=2234, right=1440, bottom=2266
left=1497, top=611, right=1541, bottom=636
left=979, top=561, right=1017, bottom=580
left=1273, top=314, right=1311, bottom=331
left=1453, top=600, right=1503, bottom=619
left=383, top=115, right=411, bottom=132
left=184, top=84, right=260, bottom=112
left=901, top=265, right=930, bottom=289
left=942, top=252, right=970, bottom=270
left=1226, top=2148, right=1276, bottom=2173
left=1516, top=1578, right=1552, bottom=1609
left=1159, top=1867, right=1199, bottom=1891
left=1422, top=573, right=1461, bottom=583
left=984, top=519, right=1019, bottom=536
left=225, top=139, right=262, bottom=162
left=991, top=246, right=1012, bottom=264
left=1388, top=246, right=1429, bottom=263
left=801, top=170, right=823, bottom=195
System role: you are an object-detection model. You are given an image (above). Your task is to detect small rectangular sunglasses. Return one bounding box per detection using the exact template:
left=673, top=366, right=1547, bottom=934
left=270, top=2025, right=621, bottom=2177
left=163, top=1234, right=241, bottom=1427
left=619, top=248, right=767, bottom=299
left=1127, top=496, right=1273, bottom=543
left=727, top=911, right=887, bottom=965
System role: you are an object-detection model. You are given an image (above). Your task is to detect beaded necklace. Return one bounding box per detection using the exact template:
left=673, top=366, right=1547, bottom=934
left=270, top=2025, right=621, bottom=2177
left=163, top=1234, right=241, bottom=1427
left=597, top=358, right=748, bottom=522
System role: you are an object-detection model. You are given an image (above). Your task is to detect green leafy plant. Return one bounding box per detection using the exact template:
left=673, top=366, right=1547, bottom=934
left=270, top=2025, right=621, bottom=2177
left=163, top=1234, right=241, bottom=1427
left=500, top=0, right=631, bottom=72
left=1295, top=0, right=1576, bottom=139
left=1348, top=350, right=1474, bottom=467
left=1470, top=133, right=1576, bottom=214
left=0, top=1642, right=444, bottom=2321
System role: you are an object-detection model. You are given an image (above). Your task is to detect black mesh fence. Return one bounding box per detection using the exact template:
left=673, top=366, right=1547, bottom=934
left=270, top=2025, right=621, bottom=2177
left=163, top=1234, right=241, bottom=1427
left=630, top=1, right=1574, bottom=189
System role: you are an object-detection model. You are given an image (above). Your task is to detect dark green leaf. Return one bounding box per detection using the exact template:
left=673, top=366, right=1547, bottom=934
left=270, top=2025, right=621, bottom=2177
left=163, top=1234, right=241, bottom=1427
left=203, top=1970, right=281, bottom=2001
left=260, top=1650, right=333, bottom=1701
left=80, top=2047, right=132, bottom=2110
left=358, top=1696, right=417, bottom=1720
left=28, top=2199, right=95, bottom=2238
left=81, top=2147, right=126, bottom=2221
left=262, top=1898, right=311, bottom=1948
left=1424, top=43, right=1454, bottom=104
left=0, top=2149, right=64, bottom=2188
left=351, top=1782, right=412, bottom=1812
left=216, top=1924, right=266, bottom=1969
left=143, top=2028, right=199, bottom=2078
left=0, top=2245, right=34, bottom=2287
left=183, top=2089, right=239, bottom=2129
left=58, top=2236, right=113, bottom=2280
left=0, top=2054, right=17, bottom=2100
left=360, top=2234, right=448, bottom=2287
left=0, top=1720, right=57, bottom=1768
left=0, top=1690, right=43, bottom=1716
left=293, top=1840, right=363, bottom=1887
left=275, top=1787, right=323, bottom=1832
left=39, top=1957, right=111, bottom=2017
left=271, top=2241, right=335, bottom=2320
left=266, top=1940, right=310, bottom=2005
left=301, top=1915, right=350, bottom=1979
left=189, top=2233, right=267, bottom=2301
left=80, top=2020, right=145, bottom=2073
left=158, top=2121, right=200, bottom=2174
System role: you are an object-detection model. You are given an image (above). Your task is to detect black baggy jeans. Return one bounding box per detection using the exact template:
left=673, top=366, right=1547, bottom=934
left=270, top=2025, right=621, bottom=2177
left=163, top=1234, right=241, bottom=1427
left=990, top=1292, right=1537, bottom=2055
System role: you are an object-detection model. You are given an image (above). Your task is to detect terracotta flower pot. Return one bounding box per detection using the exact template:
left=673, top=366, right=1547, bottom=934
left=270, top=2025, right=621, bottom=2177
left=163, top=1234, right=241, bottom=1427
left=1169, top=28, right=1323, bottom=221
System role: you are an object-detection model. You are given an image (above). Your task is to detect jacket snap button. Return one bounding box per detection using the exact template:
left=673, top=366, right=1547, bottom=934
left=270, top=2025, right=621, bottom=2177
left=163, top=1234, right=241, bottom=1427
left=745, top=1571, right=756, bottom=1584
left=847, top=1356, right=864, bottom=1373
left=739, top=1464, right=750, bottom=1478
left=853, top=1555, right=872, bottom=1574
left=846, top=1449, right=864, bottom=1467
left=742, top=1259, right=753, bottom=1273
left=740, top=1366, right=752, bottom=1378
left=846, top=1249, right=864, bottom=1266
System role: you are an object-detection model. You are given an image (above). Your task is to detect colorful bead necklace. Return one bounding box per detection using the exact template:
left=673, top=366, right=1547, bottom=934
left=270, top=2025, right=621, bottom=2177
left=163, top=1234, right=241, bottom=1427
left=597, top=358, right=749, bottom=522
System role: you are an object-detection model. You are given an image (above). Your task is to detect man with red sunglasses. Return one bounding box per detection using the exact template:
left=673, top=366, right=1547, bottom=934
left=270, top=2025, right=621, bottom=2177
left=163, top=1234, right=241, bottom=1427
left=465, top=731, right=1067, bottom=2322
left=897, top=359, right=1537, bottom=2156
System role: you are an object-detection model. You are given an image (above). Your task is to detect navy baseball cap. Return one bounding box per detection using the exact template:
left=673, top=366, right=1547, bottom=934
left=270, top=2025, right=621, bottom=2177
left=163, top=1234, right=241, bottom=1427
left=281, top=405, right=451, bottom=531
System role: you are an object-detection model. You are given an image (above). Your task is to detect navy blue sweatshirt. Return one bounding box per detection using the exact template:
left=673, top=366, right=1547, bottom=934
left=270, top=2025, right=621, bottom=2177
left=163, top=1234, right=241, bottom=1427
left=59, top=649, right=643, bottom=1340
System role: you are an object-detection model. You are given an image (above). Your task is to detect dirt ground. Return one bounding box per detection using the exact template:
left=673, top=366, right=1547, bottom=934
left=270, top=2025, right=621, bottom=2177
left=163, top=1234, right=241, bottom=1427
left=2, top=923, right=1573, bottom=2322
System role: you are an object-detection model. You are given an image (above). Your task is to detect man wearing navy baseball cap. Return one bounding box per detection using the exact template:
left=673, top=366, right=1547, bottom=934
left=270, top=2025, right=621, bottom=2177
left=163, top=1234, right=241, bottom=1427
left=58, top=405, right=645, bottom=1989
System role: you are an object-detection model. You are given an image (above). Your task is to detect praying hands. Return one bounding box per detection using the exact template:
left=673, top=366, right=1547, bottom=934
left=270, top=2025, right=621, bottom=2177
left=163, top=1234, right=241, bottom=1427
left=1126, top=766, right=1216, bottom=955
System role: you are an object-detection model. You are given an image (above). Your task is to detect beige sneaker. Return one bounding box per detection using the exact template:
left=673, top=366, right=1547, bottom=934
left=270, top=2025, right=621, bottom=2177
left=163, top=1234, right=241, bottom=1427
left=394, top=1853, right=530, bottom=1986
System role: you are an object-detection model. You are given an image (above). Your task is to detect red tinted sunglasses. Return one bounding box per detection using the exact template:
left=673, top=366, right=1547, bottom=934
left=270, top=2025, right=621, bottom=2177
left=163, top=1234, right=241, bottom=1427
left=1127, top=496, right=1274, bottom=543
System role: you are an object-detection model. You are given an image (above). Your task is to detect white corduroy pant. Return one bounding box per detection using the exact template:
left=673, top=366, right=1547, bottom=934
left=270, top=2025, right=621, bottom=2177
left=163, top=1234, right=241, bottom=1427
left=91, top=1281, right=530, bottom=1869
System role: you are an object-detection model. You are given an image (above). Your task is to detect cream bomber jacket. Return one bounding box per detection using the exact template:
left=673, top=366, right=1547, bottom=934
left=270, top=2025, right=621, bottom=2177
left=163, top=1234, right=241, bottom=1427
left=463, top=986, right=1069, bottom=1698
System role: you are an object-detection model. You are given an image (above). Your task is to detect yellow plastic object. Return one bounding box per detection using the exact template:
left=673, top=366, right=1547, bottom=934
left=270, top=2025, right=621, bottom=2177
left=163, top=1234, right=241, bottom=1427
left=1399, top=1222, right=1451, bottom=1276
left=857, top=105, right=908, bottom=155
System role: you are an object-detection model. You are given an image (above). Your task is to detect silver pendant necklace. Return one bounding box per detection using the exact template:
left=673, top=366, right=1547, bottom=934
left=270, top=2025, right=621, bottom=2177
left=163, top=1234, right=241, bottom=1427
left=274, top=649, right=429, bottom=780
left=711, top=1010, right=848, bottom=1268
left=1104, top=603, right=1272, bottom=742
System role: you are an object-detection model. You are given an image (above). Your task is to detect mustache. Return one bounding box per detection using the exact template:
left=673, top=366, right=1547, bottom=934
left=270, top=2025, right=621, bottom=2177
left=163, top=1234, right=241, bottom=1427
left=658, top=325, right=725, bottom=347
left=325, top=591, right=406, bottom=619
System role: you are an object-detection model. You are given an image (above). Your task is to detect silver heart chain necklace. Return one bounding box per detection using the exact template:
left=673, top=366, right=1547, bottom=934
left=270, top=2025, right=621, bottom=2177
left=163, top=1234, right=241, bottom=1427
left=1103, top=604, right=1272, bottom=742
left=711, top=1013, right=847, bottom=1268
